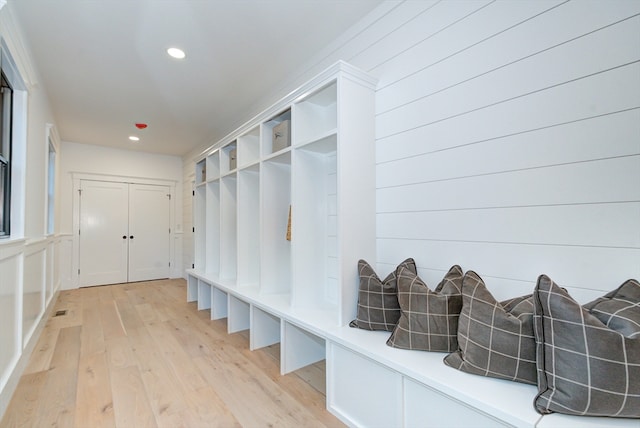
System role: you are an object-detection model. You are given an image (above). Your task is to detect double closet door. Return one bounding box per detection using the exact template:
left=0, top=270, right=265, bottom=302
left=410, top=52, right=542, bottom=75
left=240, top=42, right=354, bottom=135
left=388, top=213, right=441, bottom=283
left=79, top=180, right=170, bottom=287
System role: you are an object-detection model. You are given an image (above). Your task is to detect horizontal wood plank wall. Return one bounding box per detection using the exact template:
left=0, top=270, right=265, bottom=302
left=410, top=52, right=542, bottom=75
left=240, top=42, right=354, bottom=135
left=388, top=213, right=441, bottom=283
left=294, top=0, right=640, bottom=303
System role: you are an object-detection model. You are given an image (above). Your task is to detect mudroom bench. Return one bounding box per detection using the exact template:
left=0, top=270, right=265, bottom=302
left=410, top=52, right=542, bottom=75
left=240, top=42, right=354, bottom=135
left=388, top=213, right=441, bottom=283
left=186, top=271, right=635, bottom=428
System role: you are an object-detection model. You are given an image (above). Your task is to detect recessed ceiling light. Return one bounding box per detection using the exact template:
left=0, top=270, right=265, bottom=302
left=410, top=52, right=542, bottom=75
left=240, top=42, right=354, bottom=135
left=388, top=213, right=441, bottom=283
left=129, top=136, right=140, bottom=142
left=167, top=47, right=186, bottom=59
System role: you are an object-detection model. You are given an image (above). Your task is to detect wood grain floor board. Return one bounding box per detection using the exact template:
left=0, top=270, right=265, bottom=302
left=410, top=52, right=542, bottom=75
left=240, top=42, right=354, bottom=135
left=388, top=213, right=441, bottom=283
left=74, top=351, right=115, bottom=428
left=0, top=279, right=344, bottom=428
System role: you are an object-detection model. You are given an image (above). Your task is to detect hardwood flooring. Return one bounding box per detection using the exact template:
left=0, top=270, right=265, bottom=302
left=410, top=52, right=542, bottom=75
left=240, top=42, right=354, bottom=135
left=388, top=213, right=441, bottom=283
left=0, top=279, right=344, bottom=428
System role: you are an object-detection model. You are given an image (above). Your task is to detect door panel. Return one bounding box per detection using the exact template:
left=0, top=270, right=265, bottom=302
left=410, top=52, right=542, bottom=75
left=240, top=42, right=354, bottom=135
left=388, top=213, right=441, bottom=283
left=79, top=180, right=128, bottom=286
left=128, top=184, right=170, bottom=282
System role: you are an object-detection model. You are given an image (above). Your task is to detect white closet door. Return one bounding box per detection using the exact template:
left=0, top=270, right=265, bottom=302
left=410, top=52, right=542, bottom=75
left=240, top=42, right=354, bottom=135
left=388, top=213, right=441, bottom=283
left=79, top=180, right=129, bottom=287
left=128, top=183, right=170, bottom=282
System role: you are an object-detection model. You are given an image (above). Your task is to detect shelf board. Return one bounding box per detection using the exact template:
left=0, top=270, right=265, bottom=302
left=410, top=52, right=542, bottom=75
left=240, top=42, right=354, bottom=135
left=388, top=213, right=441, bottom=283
left=297, top=130, right=338, bottom=153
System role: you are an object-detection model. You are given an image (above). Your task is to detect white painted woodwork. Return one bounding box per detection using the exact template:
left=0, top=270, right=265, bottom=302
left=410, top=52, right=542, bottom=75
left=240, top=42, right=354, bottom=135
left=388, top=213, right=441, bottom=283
left=187, top=275, right=197, bottom=303
left=260, top=152, right=292, bottom=295
left=280, top=321, right=325, bottom=375
left=227, top=295, right=250, bottom=334
left=79, top=180, right=128, bottom=287
left=193, top=184, right=206, bottom=270
left=237, top=166, right=260, bottom=286
left=205, top=181, right=220, bottom=275
left=220, top=175, right=237, bottom=280
left=327, top=342, right=402, bottom=428
left=403, top=378, right=511, bottom=428
left=211, top=287, right=228, bottom=321
left=22, top=246, right=45, bottom=345
left=250, top=306, right=280, bottom=351
left=197, top=279, right=211, bottom=311
left=127, top=184, right=170, bottom=282
left=0, top=248, right=21, bottom=391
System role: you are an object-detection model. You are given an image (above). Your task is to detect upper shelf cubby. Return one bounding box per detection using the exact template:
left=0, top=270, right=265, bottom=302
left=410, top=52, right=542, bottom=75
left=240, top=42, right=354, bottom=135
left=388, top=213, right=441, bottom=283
left=293, top=81, right=337, bottom=145
left=221, top=140, right=238, bottom=175
left=237, top=125, right=260, bottom=169
left=262, top=109, right=292, bottom=157
left=206, top=150, right=220, bottom=182
left=195, top=159, right=206, bottom=185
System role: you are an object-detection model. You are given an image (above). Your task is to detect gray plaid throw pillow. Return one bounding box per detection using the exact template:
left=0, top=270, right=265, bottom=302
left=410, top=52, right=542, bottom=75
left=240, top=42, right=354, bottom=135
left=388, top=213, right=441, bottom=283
left=443, top=270, right=537, bottom=384
left=349, top=258, right=416, bottom=331
left=533, top=275, right=640, bottom=418
left=386, top=264, right=463, bottom=352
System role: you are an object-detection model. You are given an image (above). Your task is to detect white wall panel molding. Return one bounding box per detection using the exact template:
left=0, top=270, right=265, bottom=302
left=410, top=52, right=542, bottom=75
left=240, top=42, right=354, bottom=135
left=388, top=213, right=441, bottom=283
left=22, top=246, right=45, bottom=347
left=0, top=250, right=22, bottom=413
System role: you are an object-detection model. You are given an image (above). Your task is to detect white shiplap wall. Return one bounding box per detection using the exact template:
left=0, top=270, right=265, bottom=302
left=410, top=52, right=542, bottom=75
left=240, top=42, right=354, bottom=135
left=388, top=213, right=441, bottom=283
left=183, top=0, right=640, bottom=302
left=365, top=0, right=640, bottom=302
left=320, top=0, right=640, bottom=303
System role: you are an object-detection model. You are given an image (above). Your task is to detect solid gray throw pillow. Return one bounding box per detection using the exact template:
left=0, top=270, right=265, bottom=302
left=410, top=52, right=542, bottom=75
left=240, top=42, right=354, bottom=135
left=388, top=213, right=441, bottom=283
left=443, top=270, right=537, bottom=384
left=349, top=258, right=416, bottom=331
left=533, top=275, right=640, bottom=418
left=386, top=264, right=463, bottom=352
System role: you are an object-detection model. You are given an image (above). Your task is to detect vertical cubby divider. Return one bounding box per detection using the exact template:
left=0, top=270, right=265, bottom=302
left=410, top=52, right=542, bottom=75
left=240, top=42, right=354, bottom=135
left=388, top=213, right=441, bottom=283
left=197, top=279, right=212, bottom=311
left=250, top=306, right=281, bottom=351
left=205, top=179, right=220, bottom=275
left=237, top=164, right=260, bottom=287
left=211, top=287, right=228, bottom=320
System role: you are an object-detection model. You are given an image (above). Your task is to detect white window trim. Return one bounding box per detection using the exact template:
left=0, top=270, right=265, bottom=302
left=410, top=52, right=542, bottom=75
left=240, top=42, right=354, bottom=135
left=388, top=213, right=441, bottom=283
left=1, top=38, right=27, bottom=240
left=44, top=124, right=59, bottom=236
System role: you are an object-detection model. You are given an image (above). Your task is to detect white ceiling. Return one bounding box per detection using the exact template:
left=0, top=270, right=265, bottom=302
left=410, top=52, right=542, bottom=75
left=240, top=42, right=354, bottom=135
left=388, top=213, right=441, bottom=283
left=12, top=0, right=382, bottom=157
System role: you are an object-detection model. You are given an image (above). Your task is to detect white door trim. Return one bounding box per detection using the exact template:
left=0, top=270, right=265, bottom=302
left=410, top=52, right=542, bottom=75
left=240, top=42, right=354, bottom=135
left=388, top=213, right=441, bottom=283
left=71, top=172, right=177, bottom=289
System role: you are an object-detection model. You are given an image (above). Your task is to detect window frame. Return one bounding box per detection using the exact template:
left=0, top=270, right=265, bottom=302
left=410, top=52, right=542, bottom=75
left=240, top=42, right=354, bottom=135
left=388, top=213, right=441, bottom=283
left=0, top=70, right=13, bottom=237
left=0, top=38, right=28, bottom=241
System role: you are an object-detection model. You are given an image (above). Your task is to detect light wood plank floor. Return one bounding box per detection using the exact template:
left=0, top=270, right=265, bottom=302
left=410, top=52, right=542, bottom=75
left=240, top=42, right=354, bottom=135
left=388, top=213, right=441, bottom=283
left=0, top=279, right=344, bottom=428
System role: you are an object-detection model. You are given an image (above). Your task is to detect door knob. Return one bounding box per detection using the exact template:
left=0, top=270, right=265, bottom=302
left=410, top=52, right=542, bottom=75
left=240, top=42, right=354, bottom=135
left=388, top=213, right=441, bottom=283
left=130, top=235, right=134, bottom=239
left=122, top=235, right=127, bottom=239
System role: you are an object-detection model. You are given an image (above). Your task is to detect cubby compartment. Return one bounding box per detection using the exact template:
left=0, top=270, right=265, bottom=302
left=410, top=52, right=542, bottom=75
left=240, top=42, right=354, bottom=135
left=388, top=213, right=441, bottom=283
left=221, top=140, right=238, bottom=175
left=281, top=321, right=325, bottom=375
left=228, top=295, right=250, bottom=334
left=294, top=82, right=337, bottom=145
left=262, top=109, right=292, bottom=156
left=250, top=306, right=280, bottom=351
left=187, top=275, right=198, bottom=302
left=260, top=152, right=292, bottom=296
left=220, top=174, right=237, bottom=281
left=211, top=287, right=228, bottom=320
left=292, top=135, right=339, bottom=313
left=196, top=159, right=207, bottom=184
left=237, top=125, right=260, bottom=168
left=237, top=165, right=260, bottom=287
left=193, top=184, right=206, bottom=270
left=197, top=279, right=212, bottom=311
left=206, top=150, right=220, bottom=182
left=205, top=180, right=221, bottom=275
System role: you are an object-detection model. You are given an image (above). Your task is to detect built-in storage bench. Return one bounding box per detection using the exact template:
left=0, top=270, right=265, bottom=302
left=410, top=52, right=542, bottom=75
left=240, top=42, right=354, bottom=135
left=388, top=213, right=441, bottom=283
left=187, top=271, right=638, bottom=428
left=325, top=327, right=540, bottom=427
